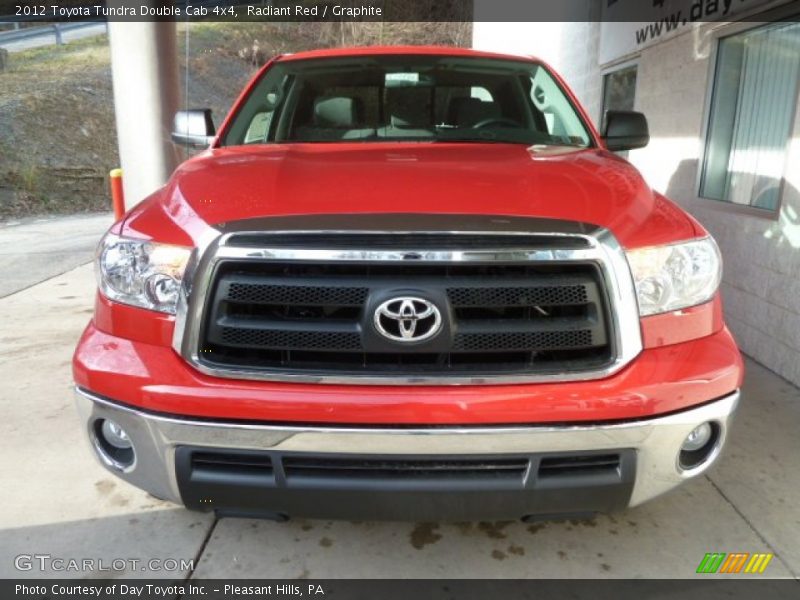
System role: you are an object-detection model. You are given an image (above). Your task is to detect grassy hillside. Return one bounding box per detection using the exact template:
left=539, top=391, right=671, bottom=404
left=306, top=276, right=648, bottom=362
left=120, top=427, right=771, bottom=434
left=0, top=21, right=471, bottom=220
left=0, top=35, right=117, bottom=218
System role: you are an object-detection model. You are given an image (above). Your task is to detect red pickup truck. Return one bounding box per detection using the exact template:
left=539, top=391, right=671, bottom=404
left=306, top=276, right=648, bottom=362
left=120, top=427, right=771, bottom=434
left=73, top=46, right=742, bottom=521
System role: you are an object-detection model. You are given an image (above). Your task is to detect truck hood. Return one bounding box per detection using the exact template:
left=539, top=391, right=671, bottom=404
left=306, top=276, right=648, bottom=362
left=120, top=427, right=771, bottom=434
left=122, top=143, right=702, bottom=249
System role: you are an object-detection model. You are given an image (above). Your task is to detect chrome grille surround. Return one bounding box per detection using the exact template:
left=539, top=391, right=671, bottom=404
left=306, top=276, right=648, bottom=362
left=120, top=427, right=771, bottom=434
left=172, top=218, right=642, bottom=385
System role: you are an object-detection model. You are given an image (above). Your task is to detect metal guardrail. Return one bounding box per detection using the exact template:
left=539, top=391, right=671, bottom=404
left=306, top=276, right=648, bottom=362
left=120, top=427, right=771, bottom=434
left=0, top=21, right=106, bottom=47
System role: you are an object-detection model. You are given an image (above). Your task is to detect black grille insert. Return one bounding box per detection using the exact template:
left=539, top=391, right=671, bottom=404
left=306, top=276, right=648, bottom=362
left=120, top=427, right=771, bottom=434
left=453, top=330, right=594, bottom=352
left=227, top=282, right=368, bottom=306
left=191, top=452, right=273, bottom=477
left=219, top=326, right=362, bottom=351
left=538, top=454, right=621, bottom=478
left=198, top=252, right=613, bottom=378
left=283, top=456, right=530, bottom=481
left=448, top=285, right=589, bottom=307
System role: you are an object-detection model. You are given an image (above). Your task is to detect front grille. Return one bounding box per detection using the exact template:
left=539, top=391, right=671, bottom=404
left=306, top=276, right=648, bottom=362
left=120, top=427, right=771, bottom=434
left=175, top=446, right=636, bottom=518
left=181, top=448, right=626, bottom=486
left=197, top=247, right=614, bottom=379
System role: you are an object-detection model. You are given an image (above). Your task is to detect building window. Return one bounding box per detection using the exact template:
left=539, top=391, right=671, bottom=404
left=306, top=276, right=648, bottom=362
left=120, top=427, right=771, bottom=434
left=602, top=64, right=638, bottom=114
left=700, top=22, right=800, bottom=213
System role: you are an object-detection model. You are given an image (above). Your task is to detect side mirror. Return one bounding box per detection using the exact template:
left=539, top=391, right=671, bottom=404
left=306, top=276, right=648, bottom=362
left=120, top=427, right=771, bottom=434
left=602, top=110, right=649, bottom=152
left=172, top=109, right=215, bottom=147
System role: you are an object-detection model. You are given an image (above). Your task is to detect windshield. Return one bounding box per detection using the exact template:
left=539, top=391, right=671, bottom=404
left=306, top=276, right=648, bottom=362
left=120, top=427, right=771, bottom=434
left=221, top=55, right=594, bottom=147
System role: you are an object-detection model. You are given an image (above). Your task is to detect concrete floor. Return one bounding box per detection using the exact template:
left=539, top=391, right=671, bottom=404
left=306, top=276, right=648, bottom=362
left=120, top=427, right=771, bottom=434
left=0, top=260, right=798, bottom=580
left=0, top=212, right=112, bottom=298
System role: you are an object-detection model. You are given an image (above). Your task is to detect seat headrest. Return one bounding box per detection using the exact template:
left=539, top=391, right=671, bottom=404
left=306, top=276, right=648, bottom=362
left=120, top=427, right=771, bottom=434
left=313, top=96, right=361, bottom=128
left=449, top=97, right=501, bottom=127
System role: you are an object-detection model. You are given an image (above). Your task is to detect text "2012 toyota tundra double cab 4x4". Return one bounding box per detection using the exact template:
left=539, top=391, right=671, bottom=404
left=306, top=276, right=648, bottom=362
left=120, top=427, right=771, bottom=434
left=73, top=46, right=743, bottom=521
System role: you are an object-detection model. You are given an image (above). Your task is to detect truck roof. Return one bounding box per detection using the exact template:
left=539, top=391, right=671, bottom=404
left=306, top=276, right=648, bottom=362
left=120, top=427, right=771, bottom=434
left=275, top=45, right=540, bottom=63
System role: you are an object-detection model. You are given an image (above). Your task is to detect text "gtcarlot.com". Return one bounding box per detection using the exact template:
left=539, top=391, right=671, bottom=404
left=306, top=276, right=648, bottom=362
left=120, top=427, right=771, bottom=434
left=14, top=554, right=194, bottom=572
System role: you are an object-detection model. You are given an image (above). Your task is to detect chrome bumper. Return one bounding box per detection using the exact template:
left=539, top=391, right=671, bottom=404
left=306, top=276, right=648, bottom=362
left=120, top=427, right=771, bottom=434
left=75, top=388, right=739, bottom=511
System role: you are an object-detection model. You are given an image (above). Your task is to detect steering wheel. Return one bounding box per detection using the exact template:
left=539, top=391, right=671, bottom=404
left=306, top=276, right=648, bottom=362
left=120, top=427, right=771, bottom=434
left=472, top=117, right=522, bottom=129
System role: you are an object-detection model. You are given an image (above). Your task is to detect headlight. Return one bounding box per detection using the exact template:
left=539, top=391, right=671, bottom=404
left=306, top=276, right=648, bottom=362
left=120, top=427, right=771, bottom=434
left=626, top=237, right=722, bottom=316
left=96, top=233, right=192, bottom=314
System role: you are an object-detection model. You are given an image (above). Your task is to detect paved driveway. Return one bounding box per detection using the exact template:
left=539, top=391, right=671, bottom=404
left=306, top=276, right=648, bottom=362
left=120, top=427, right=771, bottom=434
left=0, top=256, right=797, bottom=580
left=0, top=212, right=111, bottom=298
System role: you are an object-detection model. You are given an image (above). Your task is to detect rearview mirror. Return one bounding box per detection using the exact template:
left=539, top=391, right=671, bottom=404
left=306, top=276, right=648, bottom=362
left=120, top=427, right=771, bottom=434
left=602, top=110, right=649, bottom=152
left=384, top=72, right=434, bottom=88
left=172, top=109, right=215, bottom=147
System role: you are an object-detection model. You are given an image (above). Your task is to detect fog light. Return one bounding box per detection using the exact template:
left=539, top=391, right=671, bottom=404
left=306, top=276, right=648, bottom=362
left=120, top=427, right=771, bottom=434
left=681, top=422, right=713, bottom=452
left=101, top=419, right=132, bottom=449
left=94, top=419, right=135, bottom=470
left=679, top=421, right=720, bottom=470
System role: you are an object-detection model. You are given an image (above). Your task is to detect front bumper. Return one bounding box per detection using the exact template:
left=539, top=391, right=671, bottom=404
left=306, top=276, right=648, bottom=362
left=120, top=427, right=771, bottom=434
left=74, top=322, right=743, bottom=425
left=76, top=388, right=739, bottom=521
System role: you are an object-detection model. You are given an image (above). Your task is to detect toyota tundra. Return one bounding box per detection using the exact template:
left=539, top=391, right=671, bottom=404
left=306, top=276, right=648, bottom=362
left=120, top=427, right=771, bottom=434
left=73, top=46, right=743, bottom=521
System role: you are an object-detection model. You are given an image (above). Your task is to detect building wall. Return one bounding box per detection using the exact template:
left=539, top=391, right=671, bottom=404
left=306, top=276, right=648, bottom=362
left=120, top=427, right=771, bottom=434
left=473, top=19, right=800, bottom=386
left=631, top=24, right=800, bottom=387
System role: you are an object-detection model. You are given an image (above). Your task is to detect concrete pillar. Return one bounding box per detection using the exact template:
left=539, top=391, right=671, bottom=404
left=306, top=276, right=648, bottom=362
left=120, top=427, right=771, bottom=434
left=107, top=21, right=182, bottom=209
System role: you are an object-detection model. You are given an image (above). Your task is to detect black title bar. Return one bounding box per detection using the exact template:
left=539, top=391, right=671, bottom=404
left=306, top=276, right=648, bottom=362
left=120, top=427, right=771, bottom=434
left=2, top=0, right=799, bottom=23
left=4, top=578, right=800, bottom=600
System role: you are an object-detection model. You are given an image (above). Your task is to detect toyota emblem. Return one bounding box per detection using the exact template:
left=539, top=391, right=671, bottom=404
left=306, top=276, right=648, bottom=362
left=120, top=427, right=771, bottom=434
left=373, top=297, right=442, bottom=343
